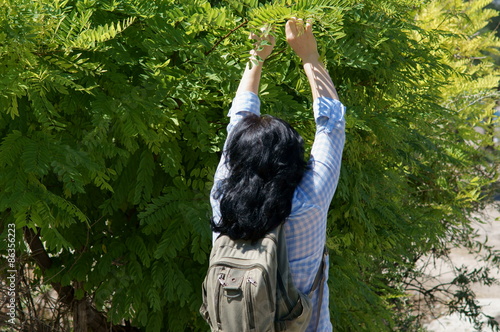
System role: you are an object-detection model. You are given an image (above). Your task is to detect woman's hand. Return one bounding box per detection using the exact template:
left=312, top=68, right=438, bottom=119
left=249, top=27, right=276, bottom=62
left=235, top=27, right=275, bottom=95
left=285, top=18, right=320, bottom=64
left=286, top=18, right=338, bottom=100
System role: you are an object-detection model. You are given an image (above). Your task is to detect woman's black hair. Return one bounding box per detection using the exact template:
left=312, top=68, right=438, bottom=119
left=211, top=114, right=307, bottom=241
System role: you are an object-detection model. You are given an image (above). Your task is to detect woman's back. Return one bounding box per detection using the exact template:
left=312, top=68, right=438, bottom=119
left=209, top=19, right=346, bottom=331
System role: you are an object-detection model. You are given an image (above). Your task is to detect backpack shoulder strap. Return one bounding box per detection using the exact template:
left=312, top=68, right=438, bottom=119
left=276, top=224, right=328, bottom=331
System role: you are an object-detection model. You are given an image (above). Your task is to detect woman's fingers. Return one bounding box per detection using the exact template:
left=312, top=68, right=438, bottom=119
left=286, top=19, right=298, bottom=38
left=249, top=28, right=274, bottom=43
left=305, top=19, right=313, bottom=35
left=248, top=25, right=275, bottom=61
left=287, top=17, right=309, bottom=39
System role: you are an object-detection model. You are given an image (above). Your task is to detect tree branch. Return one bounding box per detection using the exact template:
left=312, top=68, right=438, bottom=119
left=205, top=19, right=248, bottom=56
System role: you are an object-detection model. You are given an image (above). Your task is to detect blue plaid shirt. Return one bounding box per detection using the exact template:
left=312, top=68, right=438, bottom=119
left=211, top=91, right=346, bottom=331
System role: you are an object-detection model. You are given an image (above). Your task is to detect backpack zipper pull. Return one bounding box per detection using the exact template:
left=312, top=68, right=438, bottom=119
left=247, top=277, right=257, bottom=286
left=218, top=274, right=226, bottom=286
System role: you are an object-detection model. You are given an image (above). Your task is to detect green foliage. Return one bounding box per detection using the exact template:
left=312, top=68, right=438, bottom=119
left=0, top=0, right=498, bottom=331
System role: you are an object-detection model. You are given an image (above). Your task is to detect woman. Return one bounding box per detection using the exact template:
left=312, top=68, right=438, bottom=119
left=210, top=18, right=346, bottom=331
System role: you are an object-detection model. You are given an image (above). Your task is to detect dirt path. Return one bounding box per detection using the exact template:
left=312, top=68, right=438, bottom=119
left=424, top=203, right=500, bottom=331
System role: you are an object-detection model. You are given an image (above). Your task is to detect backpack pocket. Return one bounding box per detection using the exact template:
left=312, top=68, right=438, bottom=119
left=244, top=269, right=275, bottom=331
left=201, top=264, right=276, bottom=332
left=200, top=267, right=230, bottom=331
left=274, top=271, right=313, bottom=331
left=275, top=292, right=312, bottom=331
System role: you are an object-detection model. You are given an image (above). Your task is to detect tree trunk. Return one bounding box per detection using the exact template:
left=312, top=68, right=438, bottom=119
left=23, top=227, right=139, bottom=332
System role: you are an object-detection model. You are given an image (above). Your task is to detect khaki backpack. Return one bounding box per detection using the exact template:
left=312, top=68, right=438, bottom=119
left=200, top=224, right=326, bottom=332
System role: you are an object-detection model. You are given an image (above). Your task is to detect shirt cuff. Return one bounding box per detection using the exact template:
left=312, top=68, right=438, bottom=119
left=228, top=91, right=261, bottom=117
left=313, top=97, right=346, bottom=132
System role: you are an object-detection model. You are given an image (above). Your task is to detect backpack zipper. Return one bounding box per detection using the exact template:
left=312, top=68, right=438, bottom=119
left=215, top=273, right=225, bottom=329
left=246, top=277, right=256, bottom=329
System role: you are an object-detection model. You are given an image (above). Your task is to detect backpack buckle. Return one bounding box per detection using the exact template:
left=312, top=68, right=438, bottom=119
left=222, top=269, right=244, bottom=299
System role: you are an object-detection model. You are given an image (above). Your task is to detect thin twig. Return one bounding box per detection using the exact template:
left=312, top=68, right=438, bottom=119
left=205, top=20, right=249, bottom=56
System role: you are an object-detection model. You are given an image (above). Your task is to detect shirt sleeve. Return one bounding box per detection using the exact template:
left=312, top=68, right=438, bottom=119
left=290, top=97, right=346, bottom=217
left=226, top=91, right=261, bottom=134
left=284, top=96, right=345, bottom=292
left=210, top=92, right=261, bottom=233
left=307, top=97, right=346, bottom=209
